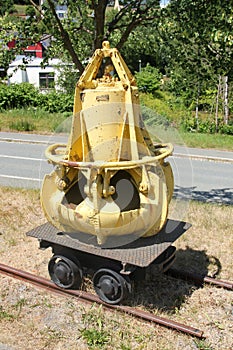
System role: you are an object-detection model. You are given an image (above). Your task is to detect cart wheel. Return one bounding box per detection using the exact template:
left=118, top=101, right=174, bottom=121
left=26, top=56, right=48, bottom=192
left=48, top=255, right=83, bottom=289
left=93, top=268, right=131, bottom=304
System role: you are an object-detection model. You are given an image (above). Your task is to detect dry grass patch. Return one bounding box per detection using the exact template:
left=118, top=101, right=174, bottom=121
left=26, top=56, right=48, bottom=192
left=174, top=201, right=233, bottom=280
left=0, top=187, right=232, bottom=350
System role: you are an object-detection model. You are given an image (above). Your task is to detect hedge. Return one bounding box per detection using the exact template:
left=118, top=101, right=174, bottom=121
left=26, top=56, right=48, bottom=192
left=0, top=83, right=74, bottom=113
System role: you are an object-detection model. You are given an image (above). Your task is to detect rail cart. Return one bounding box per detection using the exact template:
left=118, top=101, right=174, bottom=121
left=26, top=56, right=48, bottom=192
left=27, top=219, right=191, bottom=305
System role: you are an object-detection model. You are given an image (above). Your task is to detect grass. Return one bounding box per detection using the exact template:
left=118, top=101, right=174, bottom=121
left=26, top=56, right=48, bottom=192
left=14, top=5, right=27, bottom=16
left=0, top=108, right=70, bottom=133
left=0, top=186, right=232, bottom=349
left=179, top=131, right=233, bottom=150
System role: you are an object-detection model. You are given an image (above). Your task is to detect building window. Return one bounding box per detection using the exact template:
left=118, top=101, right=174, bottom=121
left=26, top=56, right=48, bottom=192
left=25, top=51, right=36, bottom=57
left=39, top=72, right=55, bottom=89
left=58, top=12, right=64, bottom=18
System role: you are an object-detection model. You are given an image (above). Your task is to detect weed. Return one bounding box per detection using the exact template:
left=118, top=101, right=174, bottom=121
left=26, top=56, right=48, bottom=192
left=40, top=298, right=53, bottom=309
left=14, top=298, right=27, bottom=310
left=13, top=298, right=27, bottom=318
left=7, top=238, right=17, bottom=246
left=30, top=297, right=52, bottom=309
left=81, top=304, right=104, bottom=326
left=80, top=305, right=111, bottom=348
left=120, top=345, right=131, bottom=350
left=40, top=327, right=66, bottom=341
left=10, top=120, right=35, bottom=132
left=80, top=328, right=110, bottom=348
left=214, top=321, right=225, bottom=330
left=0, top=306, right=15, bottom=321
left=193, top=339, right=214, bottom=350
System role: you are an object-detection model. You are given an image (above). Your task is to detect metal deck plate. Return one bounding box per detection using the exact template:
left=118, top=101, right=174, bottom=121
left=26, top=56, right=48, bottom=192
left=27, top=220, right=191, bottom=267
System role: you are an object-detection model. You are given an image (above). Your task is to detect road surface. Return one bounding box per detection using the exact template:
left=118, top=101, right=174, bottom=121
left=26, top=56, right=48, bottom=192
left=0, top=132, right=232, bottom=205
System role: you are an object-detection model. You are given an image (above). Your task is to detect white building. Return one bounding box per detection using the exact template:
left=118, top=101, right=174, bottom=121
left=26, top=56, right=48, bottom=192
left=39, top=0, right=68, bottom=19
left=7, top=55, right=64, bottom=90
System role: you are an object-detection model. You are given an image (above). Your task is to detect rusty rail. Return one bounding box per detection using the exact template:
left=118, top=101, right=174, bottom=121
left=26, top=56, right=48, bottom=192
left=0, top=263, right=203, bottom=338
left=167, top=268, right=233, bottom=290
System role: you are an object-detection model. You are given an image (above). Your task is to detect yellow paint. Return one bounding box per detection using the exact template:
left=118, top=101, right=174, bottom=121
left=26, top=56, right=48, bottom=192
left=41, top=42, right=174, bottom=245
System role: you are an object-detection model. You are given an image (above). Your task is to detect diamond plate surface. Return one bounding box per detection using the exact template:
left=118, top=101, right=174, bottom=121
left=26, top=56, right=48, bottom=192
left=27, top=220, right=191, bottom=267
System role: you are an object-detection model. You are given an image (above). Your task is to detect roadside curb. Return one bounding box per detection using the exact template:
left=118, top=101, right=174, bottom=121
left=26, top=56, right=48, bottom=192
left=0, top=136, right=50, bottom=145
left=172, top=152, right=233, bottom=163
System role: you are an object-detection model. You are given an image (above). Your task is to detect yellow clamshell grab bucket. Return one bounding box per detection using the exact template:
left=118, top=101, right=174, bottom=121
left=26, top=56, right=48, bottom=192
left=41, top=41, right=174, bottom=246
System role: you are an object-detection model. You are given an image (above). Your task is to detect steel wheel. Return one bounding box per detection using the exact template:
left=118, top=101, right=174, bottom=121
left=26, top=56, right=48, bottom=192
left=48, top=255, right=83, bottom=289
left=93, top=268, right=131, bottom=305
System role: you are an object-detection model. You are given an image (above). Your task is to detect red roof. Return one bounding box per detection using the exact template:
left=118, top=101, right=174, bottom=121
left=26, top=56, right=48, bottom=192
left=7, top=40, right=43, bottom=58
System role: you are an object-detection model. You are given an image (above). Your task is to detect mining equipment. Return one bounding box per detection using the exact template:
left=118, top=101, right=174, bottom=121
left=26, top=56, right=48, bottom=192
left=27, top=42, right=191, bottom=304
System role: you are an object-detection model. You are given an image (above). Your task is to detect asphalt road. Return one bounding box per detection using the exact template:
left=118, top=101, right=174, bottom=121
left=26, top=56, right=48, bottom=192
left=0, top=132, right=232, bottom=205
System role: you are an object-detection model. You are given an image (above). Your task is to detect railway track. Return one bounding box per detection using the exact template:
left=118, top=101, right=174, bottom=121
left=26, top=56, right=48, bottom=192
left=0, top=263, right=232, bottom=339
left=167, top=267, right=233, bottom=290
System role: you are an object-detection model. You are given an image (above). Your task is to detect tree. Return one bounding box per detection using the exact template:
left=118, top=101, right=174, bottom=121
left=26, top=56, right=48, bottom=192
left=26, top=0, right=161, bottom=73
left=163, top=0, right=233, bottom=76
left=0, top=16, right=20, bottom=76
left=116, top=23, right=166, bottom=73
left=160, top=0, right=233, bottom=122
left=0, top=0, right=15, bottom=16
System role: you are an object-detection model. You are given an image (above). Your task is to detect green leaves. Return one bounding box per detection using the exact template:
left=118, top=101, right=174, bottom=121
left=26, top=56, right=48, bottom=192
left=158, top=0, right=233, bottom=120
left=164, top=0, right=233, bottom=76
left=0, top=83, right=73, bottom=113
left=135, top=64, right=161, bottom=94
left=0, top=0, right=15, bottom=16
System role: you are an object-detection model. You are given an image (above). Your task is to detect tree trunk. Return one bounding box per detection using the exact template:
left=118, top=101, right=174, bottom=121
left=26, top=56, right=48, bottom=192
left=93, top=1, right=108, bottom=50
left=46, top=0, right=84, bottom=73
left=195, top=82, right=200, bottom=129
left=215, top=76, right=221, bottom=132
left=222, top=75, right=229, bottom=125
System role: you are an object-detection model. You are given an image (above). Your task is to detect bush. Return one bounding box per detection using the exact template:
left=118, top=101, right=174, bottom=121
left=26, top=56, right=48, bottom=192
left=180, top=116, right=198, bottom=132
left=0, top=83, right=39, bottom=109
left=218, top=122, right=233, bottom=135
left=198, top=120, right=216, bottom=134
left=0, top=83, right=73, bottom=113
left=181, top=116, right=233, bottom=135
left=135, top=64, right=161, bottom=94
left=37, top=91, right=74, bottom=113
